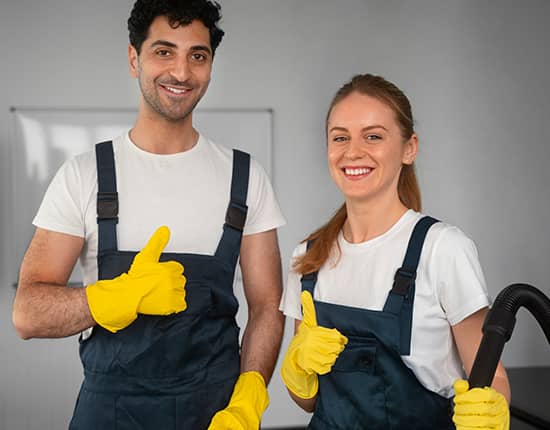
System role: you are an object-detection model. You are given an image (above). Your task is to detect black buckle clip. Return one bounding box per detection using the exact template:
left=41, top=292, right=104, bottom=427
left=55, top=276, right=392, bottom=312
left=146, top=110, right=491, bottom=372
left=392, top=268, right=416, bottom=296
left=225, top=201, right=248, bottom=232
left=97, top=191, right=119, bottom=220
left=302, top=272, right=316, bottom=282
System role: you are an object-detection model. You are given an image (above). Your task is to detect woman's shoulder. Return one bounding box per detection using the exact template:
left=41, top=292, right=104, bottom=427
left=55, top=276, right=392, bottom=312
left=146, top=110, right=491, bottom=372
left=421, top=216, right=479, bottom=261
left=427, top=218, right=474, bottom=244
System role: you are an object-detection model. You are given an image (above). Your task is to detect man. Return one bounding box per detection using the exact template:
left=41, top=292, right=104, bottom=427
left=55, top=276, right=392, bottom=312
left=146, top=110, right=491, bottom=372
left=12, top=1, right=285, bottom=429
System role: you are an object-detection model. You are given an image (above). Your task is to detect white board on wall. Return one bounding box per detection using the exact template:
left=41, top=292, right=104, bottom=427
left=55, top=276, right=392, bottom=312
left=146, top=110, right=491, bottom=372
left=9, top=106, right=273, bottom=298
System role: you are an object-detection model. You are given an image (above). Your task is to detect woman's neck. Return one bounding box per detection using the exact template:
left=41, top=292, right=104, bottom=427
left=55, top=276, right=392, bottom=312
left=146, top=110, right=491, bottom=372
left=343, top=197, right=410, bottom=243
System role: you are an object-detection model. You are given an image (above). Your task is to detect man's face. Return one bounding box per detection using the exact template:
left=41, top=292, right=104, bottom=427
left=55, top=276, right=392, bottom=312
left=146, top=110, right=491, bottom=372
left=129, top=16, right=213, bottom=122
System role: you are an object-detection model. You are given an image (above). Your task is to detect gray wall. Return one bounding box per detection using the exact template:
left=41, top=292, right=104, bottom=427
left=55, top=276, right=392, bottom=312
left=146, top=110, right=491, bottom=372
left=1, top=1, right=549, bottom=429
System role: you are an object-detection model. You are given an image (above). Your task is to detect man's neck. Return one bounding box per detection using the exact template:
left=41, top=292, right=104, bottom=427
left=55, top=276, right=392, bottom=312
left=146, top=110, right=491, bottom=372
left=129, top=109, right=199, bottom=155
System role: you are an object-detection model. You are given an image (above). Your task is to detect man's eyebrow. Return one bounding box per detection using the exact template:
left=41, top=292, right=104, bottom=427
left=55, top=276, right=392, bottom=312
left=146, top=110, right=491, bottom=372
left=149, top=40, right=212, bottom=56
left=190, top=45, right=212, bottom=55
left=150, top=40, right=178, bottom=49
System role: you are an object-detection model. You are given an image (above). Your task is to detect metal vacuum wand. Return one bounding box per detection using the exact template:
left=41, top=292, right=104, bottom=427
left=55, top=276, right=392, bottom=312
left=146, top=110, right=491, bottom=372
left=468, top=283, right=550, bottom=389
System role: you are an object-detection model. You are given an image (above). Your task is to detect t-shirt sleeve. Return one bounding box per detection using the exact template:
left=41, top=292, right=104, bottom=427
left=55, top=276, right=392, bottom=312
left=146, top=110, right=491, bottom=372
left=32, top=158, right=85, bottom=238
left=434, top=226, right=491, bottom=325
left=279, top=243, right=307, bottom=321
left=243, top=157, right=286, bottom=235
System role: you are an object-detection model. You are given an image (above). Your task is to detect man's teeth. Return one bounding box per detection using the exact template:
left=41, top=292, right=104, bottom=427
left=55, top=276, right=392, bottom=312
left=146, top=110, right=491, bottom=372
left=165, top=86, right=187, bottom=94
left=345, top=167, right=372, bottom=176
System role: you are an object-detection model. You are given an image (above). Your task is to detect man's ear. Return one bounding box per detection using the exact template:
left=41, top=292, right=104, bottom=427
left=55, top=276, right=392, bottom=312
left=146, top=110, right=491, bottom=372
left=128, top=44, right=139, bottom=78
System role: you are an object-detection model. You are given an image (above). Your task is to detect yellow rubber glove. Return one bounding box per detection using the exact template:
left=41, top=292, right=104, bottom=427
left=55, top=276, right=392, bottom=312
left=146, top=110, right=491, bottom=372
left=86, top=226, right=186, bottom=333
left=207, top=371, right=269, bottom=430
left=453, top=379, right=510, bottom=430
left=281, top=291, right=348, bottom=399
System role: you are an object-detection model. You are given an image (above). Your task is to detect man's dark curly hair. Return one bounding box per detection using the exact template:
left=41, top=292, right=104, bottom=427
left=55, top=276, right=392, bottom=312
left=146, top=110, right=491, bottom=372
left=128, top=0, right=224, bottom=55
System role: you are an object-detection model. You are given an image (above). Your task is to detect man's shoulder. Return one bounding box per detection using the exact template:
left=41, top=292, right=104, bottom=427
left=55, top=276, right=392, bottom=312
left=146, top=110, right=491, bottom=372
left=200, top=134, right=239, bottom=159
left=198, top=134, right=272, bottom=188
left=58, top=134, right=127, bottom=181
left=200, top=135, right=261, bottom=171
left=57, top=147, right=96, bottom=176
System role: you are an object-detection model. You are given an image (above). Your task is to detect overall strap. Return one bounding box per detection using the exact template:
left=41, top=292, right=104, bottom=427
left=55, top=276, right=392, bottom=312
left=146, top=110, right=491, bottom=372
left=300, top=240, right=318, bottom=296
left=95, top=141, right=119, bottom=255
left=214, top=149, right=250, bottom=269
left=383, top=216, right=439, bottom=355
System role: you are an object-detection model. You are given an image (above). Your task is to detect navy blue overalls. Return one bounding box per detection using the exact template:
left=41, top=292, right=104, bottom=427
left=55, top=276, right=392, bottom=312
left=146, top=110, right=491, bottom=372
left=69, top=141, right=250, bottom=430
left=301, top=217, right=455, bottom=430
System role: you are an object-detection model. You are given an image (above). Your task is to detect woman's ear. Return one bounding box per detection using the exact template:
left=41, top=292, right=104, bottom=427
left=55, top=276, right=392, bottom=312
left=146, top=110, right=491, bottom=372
left=402, top=133, right=418, bottom=165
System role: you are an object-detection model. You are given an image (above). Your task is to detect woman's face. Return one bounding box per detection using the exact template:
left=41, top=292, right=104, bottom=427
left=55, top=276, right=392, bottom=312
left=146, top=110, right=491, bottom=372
left=327, top=92, right=417, bottom=205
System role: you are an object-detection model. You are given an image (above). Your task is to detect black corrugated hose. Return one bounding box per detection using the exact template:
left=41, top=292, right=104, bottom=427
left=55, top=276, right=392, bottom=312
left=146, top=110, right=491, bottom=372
left=468, top=283, right=550, bottom=389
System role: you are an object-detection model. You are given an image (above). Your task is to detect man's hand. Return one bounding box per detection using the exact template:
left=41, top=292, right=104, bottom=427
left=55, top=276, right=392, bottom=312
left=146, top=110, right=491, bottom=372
left=281, top=291, right=348, bottom=399
left=86, top=226, right=186, bottom=333
left=208, top=371, right=269, bottom=430
left=453, top=379, right=510, bottom=430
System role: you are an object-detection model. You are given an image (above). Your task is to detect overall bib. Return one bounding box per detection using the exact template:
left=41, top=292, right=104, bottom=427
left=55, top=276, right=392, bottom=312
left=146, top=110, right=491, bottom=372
left=302, top=217, right=455, bottom=430
left=69, top=142, right=250, bottom=430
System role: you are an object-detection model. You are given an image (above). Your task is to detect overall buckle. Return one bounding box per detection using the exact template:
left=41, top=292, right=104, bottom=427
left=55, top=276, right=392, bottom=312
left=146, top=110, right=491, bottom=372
left=97, top=191, right=119, bottom=220
left=392, top=268, right=416, bottom=296
left=225, top=201, right=248, bottom=232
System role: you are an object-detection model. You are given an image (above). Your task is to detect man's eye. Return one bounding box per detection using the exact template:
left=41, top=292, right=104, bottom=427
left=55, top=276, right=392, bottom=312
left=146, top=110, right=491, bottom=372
left=156, top=49, right=171, bottom=56
left=192, top=53, right=207, bottom=61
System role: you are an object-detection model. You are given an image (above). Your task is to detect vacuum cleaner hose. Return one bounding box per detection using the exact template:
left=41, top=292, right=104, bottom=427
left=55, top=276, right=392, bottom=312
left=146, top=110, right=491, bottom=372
left=468, top=283, right=550, bottom=389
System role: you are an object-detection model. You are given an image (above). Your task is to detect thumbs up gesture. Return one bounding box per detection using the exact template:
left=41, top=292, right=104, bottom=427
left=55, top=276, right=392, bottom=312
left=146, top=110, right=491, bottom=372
left=86, top=226, right=187, bottom=333
left=130, top=226, right=187, bottom=316
left=281, top=291, right=348, bottom=399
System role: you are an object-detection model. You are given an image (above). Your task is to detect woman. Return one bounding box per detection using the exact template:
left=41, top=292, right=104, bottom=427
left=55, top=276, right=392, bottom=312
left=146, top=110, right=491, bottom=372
left=280, top=74, right=510, bottom=429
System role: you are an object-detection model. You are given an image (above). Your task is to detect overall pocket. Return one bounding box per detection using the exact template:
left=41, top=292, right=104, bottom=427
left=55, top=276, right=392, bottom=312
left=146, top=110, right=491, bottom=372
left=314, top=336, right=390, bottom=430
left=332, top=335, right=377, bottom=373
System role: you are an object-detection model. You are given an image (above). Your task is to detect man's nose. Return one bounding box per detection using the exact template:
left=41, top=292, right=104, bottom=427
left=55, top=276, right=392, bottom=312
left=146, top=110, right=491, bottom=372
left=169, top=58, right=191, bottom=83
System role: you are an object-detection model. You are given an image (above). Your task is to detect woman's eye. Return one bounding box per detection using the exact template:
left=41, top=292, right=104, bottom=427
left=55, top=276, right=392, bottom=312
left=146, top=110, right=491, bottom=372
left=332, top=136, right=348, bottom=143
left=365, top=134, right=382, bottom=141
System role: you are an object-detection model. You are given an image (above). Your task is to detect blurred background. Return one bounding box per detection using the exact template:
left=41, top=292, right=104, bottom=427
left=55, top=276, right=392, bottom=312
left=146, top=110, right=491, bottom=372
left=0, top=1, right=549, bottom=428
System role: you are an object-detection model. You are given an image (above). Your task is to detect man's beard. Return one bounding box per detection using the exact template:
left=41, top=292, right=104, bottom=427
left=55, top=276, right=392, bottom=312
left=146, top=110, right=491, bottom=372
left=139, top=78, right=206, bottom=122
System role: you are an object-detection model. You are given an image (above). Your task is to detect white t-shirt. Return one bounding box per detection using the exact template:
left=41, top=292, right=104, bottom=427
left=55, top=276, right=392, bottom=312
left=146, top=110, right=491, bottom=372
left=33, top=131, right=286, bottom=287
left=279, top=209, right=490, bottom=398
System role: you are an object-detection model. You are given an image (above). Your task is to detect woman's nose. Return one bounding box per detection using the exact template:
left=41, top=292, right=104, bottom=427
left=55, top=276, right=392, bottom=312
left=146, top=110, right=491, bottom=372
left=344, top=138, right=363, bottom=160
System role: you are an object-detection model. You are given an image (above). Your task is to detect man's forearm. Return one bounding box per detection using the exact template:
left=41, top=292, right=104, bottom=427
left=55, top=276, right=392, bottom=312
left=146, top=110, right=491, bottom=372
left=240, top=304, right=285, bottom=384
left=13, top=282, right=95, bottom=339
